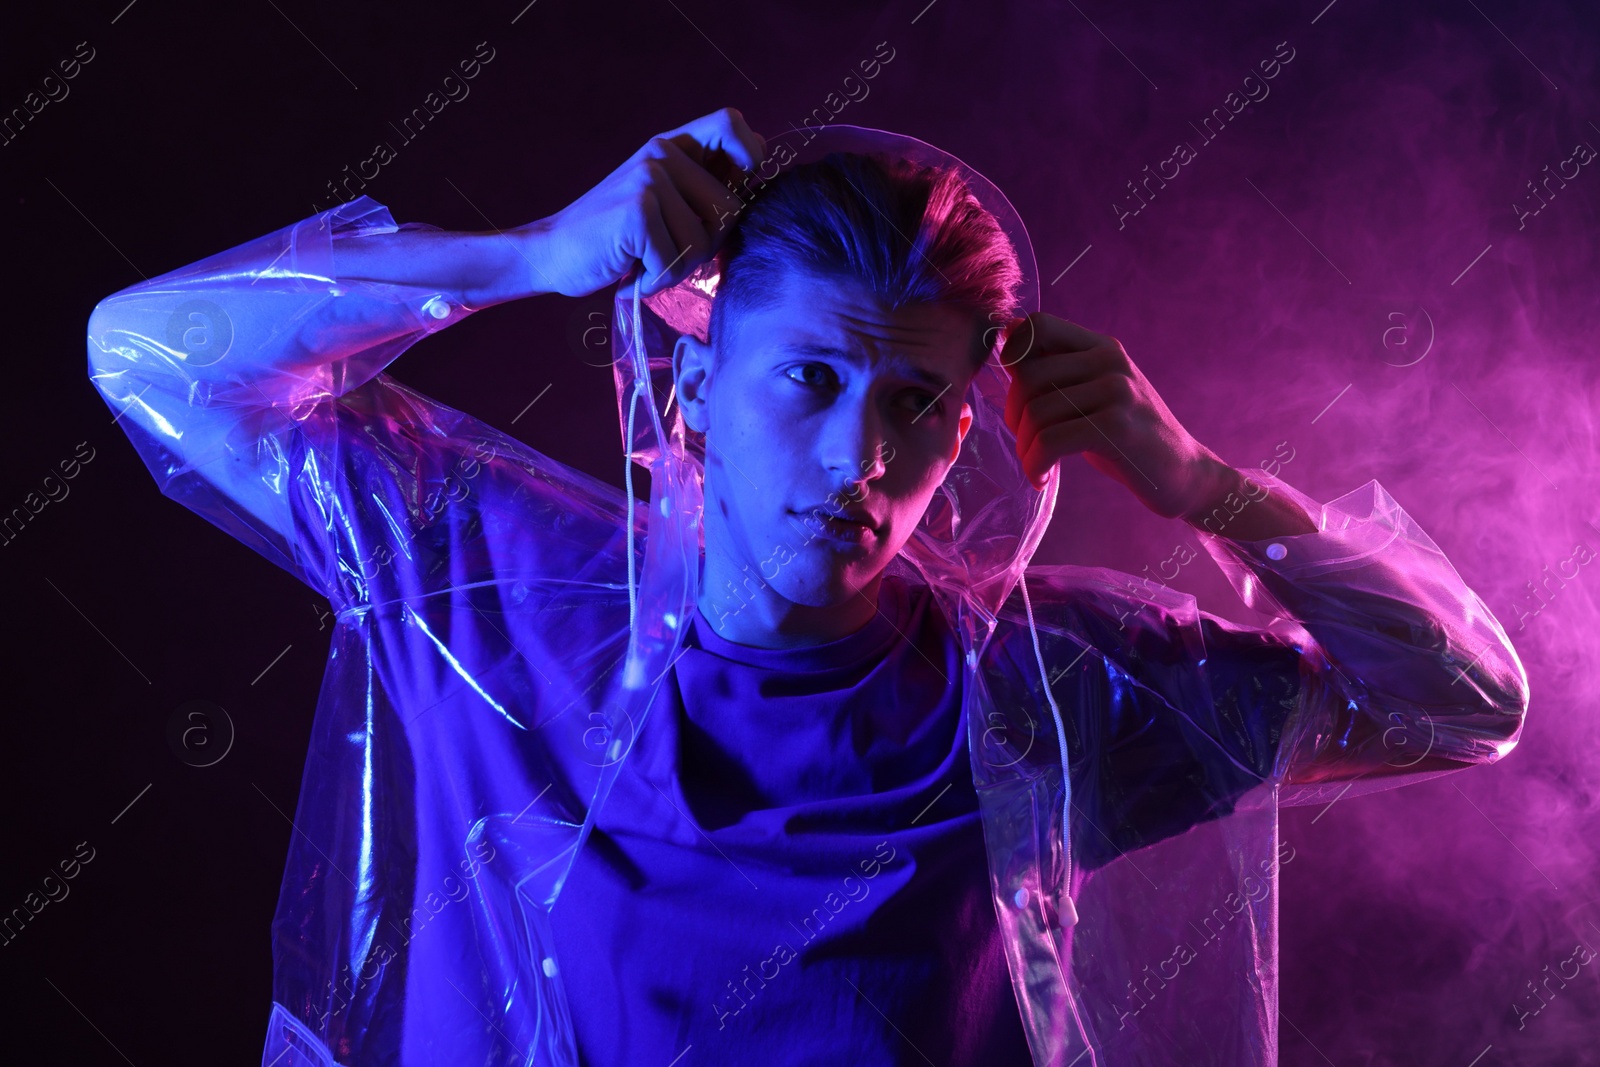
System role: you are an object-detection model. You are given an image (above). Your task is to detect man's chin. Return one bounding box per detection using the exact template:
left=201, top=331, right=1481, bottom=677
left=771, top=556, right=886, bottom=608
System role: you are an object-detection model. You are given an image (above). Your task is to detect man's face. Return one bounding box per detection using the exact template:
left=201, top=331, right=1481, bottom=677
left=674, top=269, right=979, bottom=619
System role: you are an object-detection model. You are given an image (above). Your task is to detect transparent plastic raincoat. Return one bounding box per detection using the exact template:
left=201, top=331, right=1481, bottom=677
left=86, top=124, right=1529, bottom=1066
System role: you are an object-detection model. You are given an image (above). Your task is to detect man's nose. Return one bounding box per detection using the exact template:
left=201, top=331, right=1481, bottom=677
left=822, top=397, right=889, bottom=492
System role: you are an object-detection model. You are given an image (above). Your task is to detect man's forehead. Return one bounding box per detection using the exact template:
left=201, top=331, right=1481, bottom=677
left=746, top=274, right=979, bottom=377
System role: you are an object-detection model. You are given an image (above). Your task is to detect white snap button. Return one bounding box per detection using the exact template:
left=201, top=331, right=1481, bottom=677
left=1266, top=543, right=1287, bottom=560
left=423, top=296, right=451, bottom=320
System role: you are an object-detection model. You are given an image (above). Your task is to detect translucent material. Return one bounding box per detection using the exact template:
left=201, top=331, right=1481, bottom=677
left=86, top=125, right=1528, bottom=1066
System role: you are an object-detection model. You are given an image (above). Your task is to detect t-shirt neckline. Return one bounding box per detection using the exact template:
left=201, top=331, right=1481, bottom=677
left=687, top=576, right=909, bottom=673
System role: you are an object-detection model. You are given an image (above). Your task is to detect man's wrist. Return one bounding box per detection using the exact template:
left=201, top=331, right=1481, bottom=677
left=329, top=221, right=560, bottom=310
left=1180, top=461, right=1317, bottom=541
left=462, top=218, right=560, bottom=307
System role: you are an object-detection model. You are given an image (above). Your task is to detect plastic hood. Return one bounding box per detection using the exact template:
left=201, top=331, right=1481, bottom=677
left=609, top=124, right=1059, bottom=663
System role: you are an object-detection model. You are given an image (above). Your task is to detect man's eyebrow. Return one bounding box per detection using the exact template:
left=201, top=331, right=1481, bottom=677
left=775, top=342, right=951, bottom=390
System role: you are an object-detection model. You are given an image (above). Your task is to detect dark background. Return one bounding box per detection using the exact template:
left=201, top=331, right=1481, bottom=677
left=3, top=1, right=1598, bottom=1063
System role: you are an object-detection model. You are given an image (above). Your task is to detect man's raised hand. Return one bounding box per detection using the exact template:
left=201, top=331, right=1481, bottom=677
left=998, top=313, right=1230, bottom=519
left=529, top=107, right=768, bottom=298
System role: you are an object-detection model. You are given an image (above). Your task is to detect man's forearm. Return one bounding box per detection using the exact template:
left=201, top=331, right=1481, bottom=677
left=88, top=201, right=553, bottom=405
left=329, top=217, right=559, bottom=310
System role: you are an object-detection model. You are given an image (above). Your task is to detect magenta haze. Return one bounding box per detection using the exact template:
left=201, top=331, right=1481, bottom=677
left=1114, top=41, right=1297, bottom=230
left=1016, top=3, right=1600, bottom=1059
left=1513, top=140, right=1596, bottom=231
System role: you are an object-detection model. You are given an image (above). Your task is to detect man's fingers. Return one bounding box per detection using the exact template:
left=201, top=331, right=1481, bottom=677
left=648, top=136, right=748, bottom=249
left=993, top=315, right=1034, bottom=369
left=661, top=106, right=767, bottom=173
left=1000, top=312, right=1127, bottom=436
left=1010, top=377, right=1119, bottom=466
left=650, top=159, right=722, bottom=283
left=632, top=193, right=683, bottom=297
left=1020, top=421, right=1098, bottom=487
left=1003, top=350, right=1118, bottom=433
left=626, top=109, right=769, bottom=292
left=997, top=313, right=1116, bottom=370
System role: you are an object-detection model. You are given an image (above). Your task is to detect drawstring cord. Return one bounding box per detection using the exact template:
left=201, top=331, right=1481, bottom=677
left=1019, top=569, right=1079, bottom=927
left=622, top=272, right=646, bottom=635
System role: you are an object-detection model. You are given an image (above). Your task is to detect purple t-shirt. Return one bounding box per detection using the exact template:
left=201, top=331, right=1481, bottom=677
left=548, top=574, right=1035, bottom=1064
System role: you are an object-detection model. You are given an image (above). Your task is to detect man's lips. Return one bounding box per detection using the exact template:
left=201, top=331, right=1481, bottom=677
left=792, top=503, right=879, bottom=528
left=790, top=507, right=880, bottom=543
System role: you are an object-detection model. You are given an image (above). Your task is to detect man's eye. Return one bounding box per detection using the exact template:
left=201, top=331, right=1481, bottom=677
left=907, top=392, right=943, bottom=416
left=784, top=363, right=834, bottom=388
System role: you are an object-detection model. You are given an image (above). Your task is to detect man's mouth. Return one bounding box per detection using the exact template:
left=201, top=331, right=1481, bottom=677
left=791, top=508, right=879, bottom=545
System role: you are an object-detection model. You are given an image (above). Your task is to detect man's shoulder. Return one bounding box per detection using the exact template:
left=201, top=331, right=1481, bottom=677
left=299, top=376, right=642, bottom=607
left=990, top=563, right=1198, bottom=641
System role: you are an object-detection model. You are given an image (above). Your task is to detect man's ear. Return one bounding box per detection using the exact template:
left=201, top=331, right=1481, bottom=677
left=673, top=333, right=713, bottom=434
left=950, top=401, right=974, bottom=464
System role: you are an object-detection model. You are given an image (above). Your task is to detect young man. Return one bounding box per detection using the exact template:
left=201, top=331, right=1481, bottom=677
left=88, top=109, right=1528, bottom=1065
